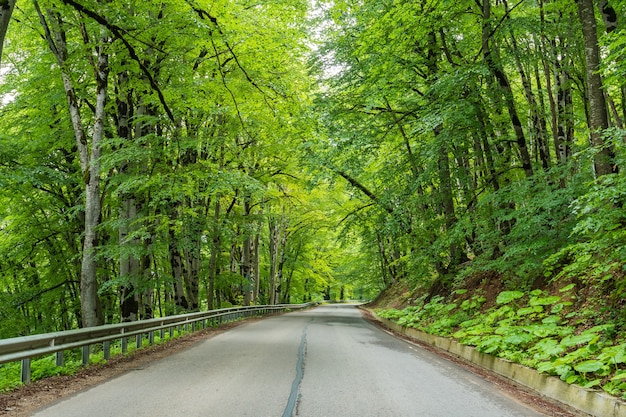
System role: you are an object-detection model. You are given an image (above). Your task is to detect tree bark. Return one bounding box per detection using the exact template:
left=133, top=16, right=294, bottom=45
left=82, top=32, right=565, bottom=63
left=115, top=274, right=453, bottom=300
left=119, top=198, right=140, bottom=321
left=80, top=35, right=108, bottom=328
left=510, top=30, right=551, bottom=171
left=169, top=205, right=188, bottom=311
left=268, top=217, right=278, bottom=305
left=577, top=0, right=616, bottom=176
left=36, top=4, right=107, bottom=327
left=252, top=233, right=260, bottom=303
left=183, top=216, right=201, bottom=311
left=115, top=69, right=142, bottom=322
left=241, top=197, right=254, bottom=306
left=207, top=198, right=221, bottom=310
left=241, top=236, right=253, bottom=306
left=0, top=0, right=15, bottom=66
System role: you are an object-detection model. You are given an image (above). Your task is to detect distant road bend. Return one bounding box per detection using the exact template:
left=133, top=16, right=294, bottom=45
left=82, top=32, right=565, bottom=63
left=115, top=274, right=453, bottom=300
left=33, top=305, right=559, bottom=417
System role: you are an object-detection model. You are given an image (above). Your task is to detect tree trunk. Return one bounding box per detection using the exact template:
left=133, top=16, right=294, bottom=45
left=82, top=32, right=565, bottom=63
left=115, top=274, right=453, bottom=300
left=241, top=236, right=253, bottom=306
left=241, top=196, right=254, bottom=306
left=482, top=0, right=533, bottom=178
left=0, top=0, right=15, bottom=66
left=510, top=30, right=550, bottom=171
left=207, top=198, right=221, bottom=310
left=183, top=214, right=201, bottom=311
left=577, top=0, right=616, bottom=175
left=435, top=126, right=467, bottom=270
left=80, top=35, right=108, bottom=328
left=119, top=198, right=140, bottom=322
left=36, top=5, right=107, bottom=327
left=475, top=99, right=500, bottom=192
left=268, top=217, right=278, bottom=305
left=276, top=224, right=288, bottom=302
left=281, top=239, right=302, bottom=304
left=597, top=0, right=626, bottom=131
left=533, top=62, right=552, bottom=171
left=140, top=249, right=153, bottom=319
left=116, top=69, right=141, bottom=322
left=556, top=62, right=574, bottom=165
left=169, top=206, right=188, bottom=311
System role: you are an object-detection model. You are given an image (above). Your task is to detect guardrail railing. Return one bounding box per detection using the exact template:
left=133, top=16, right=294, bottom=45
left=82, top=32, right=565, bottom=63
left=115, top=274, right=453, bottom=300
left=0, top=302, right=317, bottom=384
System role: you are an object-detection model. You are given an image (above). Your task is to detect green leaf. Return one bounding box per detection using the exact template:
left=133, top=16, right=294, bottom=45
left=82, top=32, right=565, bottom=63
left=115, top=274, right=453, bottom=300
left=517, top=305, right=543, bottom=316
left=496, top=291, right=525, bottom=305
left=598, top=345, right=626, bottom=364
left=529, top=295, right=561, bottom=306
left=582, top=379, right=602, bottom=389
left=504, top=332, right=534, bottom=346
left=574, top=360, right=604, bottom=373
left=530, top=338, right=565, bottom=359
left=561, top=333, right=597, bottom=347
left=611, top=370, right=626, bottom=381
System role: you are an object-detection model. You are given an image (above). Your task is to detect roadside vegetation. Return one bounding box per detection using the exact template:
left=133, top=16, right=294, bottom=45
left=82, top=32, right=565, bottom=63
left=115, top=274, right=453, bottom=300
left=375, top=272, right=626, bottom=399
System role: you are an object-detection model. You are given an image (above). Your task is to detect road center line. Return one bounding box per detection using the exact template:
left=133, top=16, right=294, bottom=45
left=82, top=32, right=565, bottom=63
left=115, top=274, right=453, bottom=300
left=282, top=321, right=309, bottom=417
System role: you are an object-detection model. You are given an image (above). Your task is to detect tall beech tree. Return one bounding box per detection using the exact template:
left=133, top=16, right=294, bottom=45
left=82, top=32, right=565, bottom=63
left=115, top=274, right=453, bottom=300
left=576, top=0, right=616, bottom=176
left=34, top=0, right=110, bottom=326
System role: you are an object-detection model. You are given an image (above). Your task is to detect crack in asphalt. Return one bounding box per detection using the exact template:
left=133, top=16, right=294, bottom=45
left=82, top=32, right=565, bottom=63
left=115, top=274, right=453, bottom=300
left=282, top=320, right=310, bottom=417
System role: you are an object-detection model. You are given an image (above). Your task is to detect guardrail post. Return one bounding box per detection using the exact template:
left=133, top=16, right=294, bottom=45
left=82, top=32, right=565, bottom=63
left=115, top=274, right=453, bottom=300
left=169, top=326, right=174, bottom=338
left=149, top=331, right=154, bottom=345
left=122, top=337, right=128, bottom=354
left=103, top=341, right=110, bottom=360
left=82, top=345, right=90, bottom=365
left=136, top=334, right=142, bottom=349
left=21, top=358, right=31, bottom=383
left=56, top=350, right=64, bottom=367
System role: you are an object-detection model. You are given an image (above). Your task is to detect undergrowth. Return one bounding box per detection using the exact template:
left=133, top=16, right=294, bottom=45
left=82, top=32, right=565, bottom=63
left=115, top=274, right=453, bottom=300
left=377, top=284, right=626, bottom=399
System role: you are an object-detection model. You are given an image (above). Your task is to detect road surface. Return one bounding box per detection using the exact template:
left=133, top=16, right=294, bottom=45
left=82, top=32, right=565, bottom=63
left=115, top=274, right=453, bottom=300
left=33, top=305, right=551, bottom=417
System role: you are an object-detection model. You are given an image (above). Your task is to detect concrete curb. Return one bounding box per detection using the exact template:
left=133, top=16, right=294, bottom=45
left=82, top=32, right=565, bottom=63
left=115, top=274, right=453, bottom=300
left=377, top=317, right=626, bottom=417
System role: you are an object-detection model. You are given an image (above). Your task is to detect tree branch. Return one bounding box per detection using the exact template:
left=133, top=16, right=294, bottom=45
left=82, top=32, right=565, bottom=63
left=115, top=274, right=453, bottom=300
left=60, top=0, right=176, bottom=124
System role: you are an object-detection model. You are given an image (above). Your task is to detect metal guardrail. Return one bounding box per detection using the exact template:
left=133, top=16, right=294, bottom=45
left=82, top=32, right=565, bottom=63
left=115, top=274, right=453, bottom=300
left=0, top=303, right=317, bottom=384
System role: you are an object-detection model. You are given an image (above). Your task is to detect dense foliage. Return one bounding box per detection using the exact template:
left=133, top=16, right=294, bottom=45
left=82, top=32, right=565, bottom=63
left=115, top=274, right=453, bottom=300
left=0, top=0, right=379, bottom=338
left=1, top=0, right=626, bottom=399
left=312, top=0, right=626, bottom=315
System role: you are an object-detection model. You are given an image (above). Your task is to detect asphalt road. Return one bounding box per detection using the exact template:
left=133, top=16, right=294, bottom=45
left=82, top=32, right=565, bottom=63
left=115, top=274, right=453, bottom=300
left=33, top=305, right=550, bottom=417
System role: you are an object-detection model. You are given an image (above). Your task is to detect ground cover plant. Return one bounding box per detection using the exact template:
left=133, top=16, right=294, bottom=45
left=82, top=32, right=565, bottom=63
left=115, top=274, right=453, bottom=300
left=377, top=282, right=626, bottom=399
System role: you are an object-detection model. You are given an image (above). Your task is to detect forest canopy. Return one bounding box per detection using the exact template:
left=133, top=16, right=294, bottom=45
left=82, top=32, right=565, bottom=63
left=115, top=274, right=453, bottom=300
left=1, top=0, right=625, bottom=339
